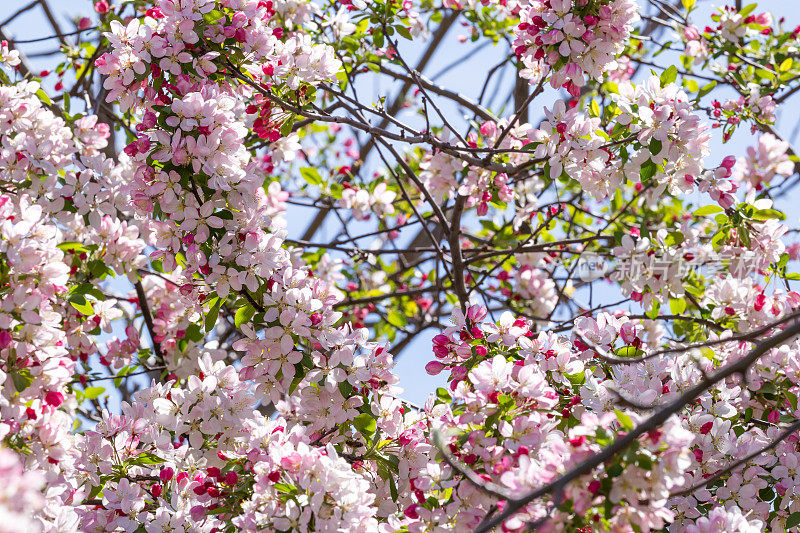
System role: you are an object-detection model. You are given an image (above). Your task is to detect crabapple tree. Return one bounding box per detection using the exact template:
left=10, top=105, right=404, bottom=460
left=2, top=0, right=800, bottom=531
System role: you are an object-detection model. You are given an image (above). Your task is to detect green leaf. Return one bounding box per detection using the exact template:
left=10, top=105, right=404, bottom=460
left=338, top=380, right=354, bottom=399
left=497, top=394, right=514, bottom=409
left=288, top=373, right=304, bottom=395
left=387, top=310, right=407, bottom=328
left=787, top=512, right=800, bottom=530
left=373, top=29, right=384, bottom=49
left=69, top=295, right=95, bottom=316
left=669, top=298, right=687, bottom=315
left=300, top=167, right=322, bottom=185
left=755, top=68, right=775, bottom=81
left=205, top=297, right=221, bottom=332
left=352, top=413, right=377, bottom=437
left=780, top=58, right=793, bottom=72
left=660, top=65, right=678, bottom=87
left=436, top=387, right=452, bottom=403
left=184, top=323, right=204, bottom=342
left=69, top=283, right=106, bottom=302
left=388, top=472, right=399, bottom=500
left=83, top=386, right=105, bottom=400
left=85, top=483, right=105, bottom=502
left=681, top=0, right=696, bottom=10
left=234, top=304, right=256, bottom=327
left=640, top=159, right=658, bottom=181
left=711, top=229, right=728, bottom=247
left=738, top=3, right=757, bottom=16
left=88, top=260, right=109, bottom=279
left=787, top=392, right=799, bottom=412
left=664, top=231, right=684, bottom=247
left=694, top=205, right=723, bottom=216
left=114, top=365, right=137, bottom=388
left=274, top=482, right=297, bottom=494
left=607, top=463, right=624, bottom=477
left=57, top=241, right=88, bottom=253
left=203, top=8, right=225, bottom=23
left=648, top=138, right=662, bottom=155
left=697, top=80, right=717, bottom=98
left=614, top=409, right=634, bottom=431
left=11, top=368, right=34, bottom=392
left=565, top=371, right=585, bottom=385
left=752, top=208, right=786, bottom=221
left=280, top=116, right=295, bottom=137
left=36, top=88, right=52, bottom=106
left=614, top=346, right=644, bottom=358
left=395, top=25, right=412, bottom=40
left=135, top=452, right=165, bottom=465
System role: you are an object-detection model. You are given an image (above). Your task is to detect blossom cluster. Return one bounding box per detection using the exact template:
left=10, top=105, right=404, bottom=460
left=733, top=133, right=794, bottom=190
left=419, top=306, right=758, bottom=531
left=610, top=197, right=791, bottom=310
left=337, top=181, right=397, bottom=221
left=525, top=77, right=710, bottom=203
left=415, top=119, right=527, bottom=214
left=514, top=0, right=639, bottom=95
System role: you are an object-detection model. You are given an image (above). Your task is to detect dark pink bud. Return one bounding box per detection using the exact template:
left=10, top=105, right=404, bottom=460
left=432, top=334, right=449, bottom=346
left=425, top=360, right=445, bottom=375
left=45, top=391, right=64, bottom=407
left=160, top=467, right=174, bottom=482
left=404, top=504, right=419, bottom=519
left=0, top=330, right=11, bottom=349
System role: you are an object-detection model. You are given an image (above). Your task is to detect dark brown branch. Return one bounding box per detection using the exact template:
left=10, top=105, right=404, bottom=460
left=448, top=195, right=469, bottom=310
left=134, top=280, right=164, bottom=361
